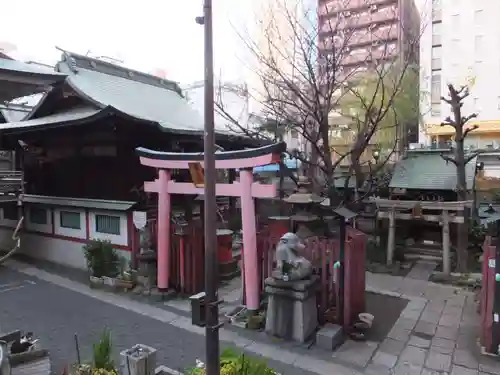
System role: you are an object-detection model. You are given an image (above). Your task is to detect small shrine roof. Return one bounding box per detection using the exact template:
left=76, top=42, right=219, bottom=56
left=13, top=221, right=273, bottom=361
left=390, top=149, right=477, bottom=191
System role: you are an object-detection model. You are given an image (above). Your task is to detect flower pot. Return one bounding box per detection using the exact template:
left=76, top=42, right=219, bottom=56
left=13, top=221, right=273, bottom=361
left=89, top=276, right=104, bottom=288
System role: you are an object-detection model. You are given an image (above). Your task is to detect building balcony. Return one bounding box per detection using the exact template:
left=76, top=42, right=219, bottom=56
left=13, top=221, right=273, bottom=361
left=319, top=4, right=398, bottom=34
left=426, top=120, right=500, bottom=137
left=340, top=44, right=398, bottom=66
left=318, top=0, right=397, bottom=16
left=320, top=24, right=398, bottom=50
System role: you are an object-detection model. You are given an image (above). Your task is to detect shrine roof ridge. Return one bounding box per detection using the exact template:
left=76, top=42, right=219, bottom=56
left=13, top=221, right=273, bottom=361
left=136, top=141, right=286, bottom=161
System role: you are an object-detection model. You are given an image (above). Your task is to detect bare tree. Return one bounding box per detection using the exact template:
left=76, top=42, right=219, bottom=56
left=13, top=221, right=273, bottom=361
left=440, top=84, right=479, bottom=272
left=216, top=0, right=421, bottom=206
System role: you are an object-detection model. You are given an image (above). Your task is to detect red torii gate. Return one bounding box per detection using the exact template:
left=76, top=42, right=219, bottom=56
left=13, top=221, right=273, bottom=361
left=136, top=142, right=286, bottom=311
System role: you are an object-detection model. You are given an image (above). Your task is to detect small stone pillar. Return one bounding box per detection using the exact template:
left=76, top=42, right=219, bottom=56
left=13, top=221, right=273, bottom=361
left=120, top=344, right=157, bottom=375
left=265, top=275, right=319, bottom=343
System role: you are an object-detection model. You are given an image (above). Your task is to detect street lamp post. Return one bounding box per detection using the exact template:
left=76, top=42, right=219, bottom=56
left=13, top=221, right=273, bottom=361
left=197, top=0, right=221, bottom=374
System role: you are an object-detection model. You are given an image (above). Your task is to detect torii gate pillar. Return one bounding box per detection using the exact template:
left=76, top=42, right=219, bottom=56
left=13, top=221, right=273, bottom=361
left=137, top=142, right=286, bottom=311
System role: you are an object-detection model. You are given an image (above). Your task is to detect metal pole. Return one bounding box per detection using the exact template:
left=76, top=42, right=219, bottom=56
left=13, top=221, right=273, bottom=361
left=202, top=0, right=220, bottom=373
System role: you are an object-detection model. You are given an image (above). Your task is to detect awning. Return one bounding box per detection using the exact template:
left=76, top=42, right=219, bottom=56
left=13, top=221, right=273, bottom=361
left=253, top=157, right=299, bottom=173
left=0, top=106, right=104, bottom=134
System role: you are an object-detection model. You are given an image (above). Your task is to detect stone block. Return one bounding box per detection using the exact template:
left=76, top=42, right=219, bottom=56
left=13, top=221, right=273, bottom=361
left=265, top=276, right=319, bottom=343
left=425, top=350, right=451, bottom=372
left=399, top=346, right=427, bottom=367
left=316, top=323, right=343, bottom=351
left=120, top=344, right=157, bottom=375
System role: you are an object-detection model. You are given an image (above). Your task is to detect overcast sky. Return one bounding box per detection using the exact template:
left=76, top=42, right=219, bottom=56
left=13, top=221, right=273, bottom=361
left=0, top=0, right=426, bottom=85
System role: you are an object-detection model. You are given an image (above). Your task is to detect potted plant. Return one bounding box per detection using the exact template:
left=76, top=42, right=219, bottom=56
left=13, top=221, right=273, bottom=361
left=83, top=240, right=119, bottom=286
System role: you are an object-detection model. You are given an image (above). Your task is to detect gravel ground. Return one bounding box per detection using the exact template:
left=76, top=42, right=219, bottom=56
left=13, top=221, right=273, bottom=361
left=0, top=266, right=315, bottom=375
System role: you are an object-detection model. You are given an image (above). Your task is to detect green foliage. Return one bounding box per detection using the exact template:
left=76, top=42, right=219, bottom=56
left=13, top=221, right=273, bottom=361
left=188, top=349, right=278, bottom=375
left=338, top=64, right=420, bottom=150
left=92, top=329, right=115, bottom=371
left=468, top=220, right=486, bottom=250
left=83, top=240, right=119, bottom=278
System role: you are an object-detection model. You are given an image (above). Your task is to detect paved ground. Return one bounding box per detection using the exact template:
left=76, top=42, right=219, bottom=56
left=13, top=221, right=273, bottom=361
left=0, top=266, right=317, bottom=375
left=2, top=257, right=500, bottom=375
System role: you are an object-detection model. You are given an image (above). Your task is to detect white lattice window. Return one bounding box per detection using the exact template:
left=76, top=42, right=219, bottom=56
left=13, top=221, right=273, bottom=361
left=54, top=209, right=86, bottom=239
left=89, top=211, right=127, bottom=246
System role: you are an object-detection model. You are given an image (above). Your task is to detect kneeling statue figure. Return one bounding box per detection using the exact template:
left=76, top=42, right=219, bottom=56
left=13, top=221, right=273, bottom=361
left=274, top=232, right=313, bottom=281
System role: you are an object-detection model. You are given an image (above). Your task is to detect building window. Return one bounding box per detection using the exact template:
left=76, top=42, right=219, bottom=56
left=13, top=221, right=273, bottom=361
left=29, top=207, right=47, bottom=225
left=474, top=9, right=484, bottom=25
left=431, top=73, right=441, bottom=116
left=431, top=46, right=442, bottom=71
left=475, top=35, right=483, bottom=55
left=95, top=214, right=121, bottom=235
left=290, top=129, right=298, bottom=139
left=432, top=0, right=442, bottom=21
left=60, top=211, right=81, bottom=229
left=432, top=22, right=441, bottom=46
left=3, top=205, right=17, bottom=221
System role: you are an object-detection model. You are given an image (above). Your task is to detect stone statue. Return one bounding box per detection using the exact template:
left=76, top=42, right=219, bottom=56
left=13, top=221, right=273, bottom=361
left=273, top=232, right=313, bottom=281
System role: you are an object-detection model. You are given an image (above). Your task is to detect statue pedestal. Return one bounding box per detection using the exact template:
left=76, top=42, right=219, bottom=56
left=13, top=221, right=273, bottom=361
left=264, top=275, right=319, bottom=343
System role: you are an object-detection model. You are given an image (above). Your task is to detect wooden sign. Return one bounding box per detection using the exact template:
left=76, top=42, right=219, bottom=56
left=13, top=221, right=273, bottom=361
left=412, top=203, right=422, bottom=218
left=133, top=211, right=147, bottom=230
left=188, top=162, right=205, bottom=187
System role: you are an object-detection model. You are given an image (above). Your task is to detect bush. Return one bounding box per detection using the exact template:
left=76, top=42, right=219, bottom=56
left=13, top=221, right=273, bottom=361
left=83, top=240, right=119, bottom=278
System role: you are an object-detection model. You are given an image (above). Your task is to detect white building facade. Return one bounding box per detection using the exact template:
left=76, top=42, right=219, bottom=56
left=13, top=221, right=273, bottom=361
left=419, top=0, right=500, bottom=145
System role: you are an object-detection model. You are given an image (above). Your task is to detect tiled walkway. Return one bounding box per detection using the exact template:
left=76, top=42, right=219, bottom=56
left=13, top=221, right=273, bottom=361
left=333, top=261, right=499, bottom=374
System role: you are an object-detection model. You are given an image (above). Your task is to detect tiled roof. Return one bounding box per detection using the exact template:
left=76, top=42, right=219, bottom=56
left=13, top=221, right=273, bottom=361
left=390, top=149, right=477, bottom=191
left=54, top=52, right=234, bottom=136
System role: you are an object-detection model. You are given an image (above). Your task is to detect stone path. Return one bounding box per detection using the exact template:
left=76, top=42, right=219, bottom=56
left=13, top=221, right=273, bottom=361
left=406, top=261, right=438, bottom=281
left=332, top=269, right=500, bottom=375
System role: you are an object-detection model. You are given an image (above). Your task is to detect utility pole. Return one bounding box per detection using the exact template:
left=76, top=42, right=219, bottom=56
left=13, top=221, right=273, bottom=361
left=196, top=0, right=221, bottom=373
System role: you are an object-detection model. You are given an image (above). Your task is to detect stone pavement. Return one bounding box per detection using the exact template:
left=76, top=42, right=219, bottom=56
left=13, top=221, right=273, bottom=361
left=3, top=258, right=500, bottom=375
left=332, top=261, right=500, bottom=375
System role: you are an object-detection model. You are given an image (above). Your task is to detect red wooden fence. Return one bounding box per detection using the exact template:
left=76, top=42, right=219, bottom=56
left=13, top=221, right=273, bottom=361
left=249, top=226, right=367, bottom=328
left=481, top=236, right=497, bottom=353
left=145, top=217, right=367, bottom=328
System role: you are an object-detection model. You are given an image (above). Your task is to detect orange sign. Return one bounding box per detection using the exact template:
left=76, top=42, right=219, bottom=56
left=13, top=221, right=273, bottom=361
left=188, top=162, right=204, bottom=187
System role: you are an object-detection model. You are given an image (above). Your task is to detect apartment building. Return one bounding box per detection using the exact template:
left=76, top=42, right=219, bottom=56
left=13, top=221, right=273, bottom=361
left=421, top=0, right=500, bottom=148
left=318, top=0, right=420, bottom=73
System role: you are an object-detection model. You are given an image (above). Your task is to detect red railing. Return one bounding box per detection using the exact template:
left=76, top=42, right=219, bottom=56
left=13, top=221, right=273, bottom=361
left=249, top=226, right=367, bottom=328
left=480, top=236, right=497, bottom=353
left=145, top=215, right=367, bottom=328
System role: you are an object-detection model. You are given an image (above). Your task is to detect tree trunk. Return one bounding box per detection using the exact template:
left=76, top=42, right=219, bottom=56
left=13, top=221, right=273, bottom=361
left=454, top=135, right=468, bottom=272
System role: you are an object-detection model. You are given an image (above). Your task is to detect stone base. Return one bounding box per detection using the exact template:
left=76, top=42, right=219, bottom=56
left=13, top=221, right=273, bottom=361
left=265, top=276, right=319, bottom=343
left=316, top=323, right=344, bottom=351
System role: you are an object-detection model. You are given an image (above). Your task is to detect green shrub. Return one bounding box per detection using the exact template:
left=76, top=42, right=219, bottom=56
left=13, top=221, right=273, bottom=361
left=92, top=328, right=115, bottom=371
left=83, top=240, right=119, bottom=278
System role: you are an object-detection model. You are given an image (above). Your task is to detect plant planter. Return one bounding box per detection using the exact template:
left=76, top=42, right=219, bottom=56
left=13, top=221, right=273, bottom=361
left=120, top=344, right=157, bottom=375
left=89, top=276, right=104, bottom=288
left=102, top=276, right=118, bottom=286
left=114, top=278, right=135, bottom=290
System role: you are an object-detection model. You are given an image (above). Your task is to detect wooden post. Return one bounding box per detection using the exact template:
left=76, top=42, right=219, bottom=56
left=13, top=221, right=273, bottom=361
left=387, top=208, right=396, bottom=265
left=442, top=210, right=451, bottom=275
